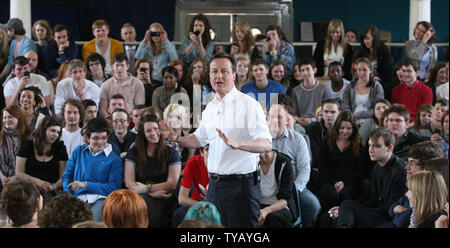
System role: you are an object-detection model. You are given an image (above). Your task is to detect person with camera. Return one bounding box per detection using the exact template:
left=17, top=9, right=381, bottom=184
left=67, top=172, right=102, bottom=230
left=405, top=21, right=438, bottom=82
left=132, top=58, right=162, bottom=107
left=179, top=14, right=215, bottom=68
left=135, top=22, right=178, bottom=84
left=263, top=25, right=295, bottom=76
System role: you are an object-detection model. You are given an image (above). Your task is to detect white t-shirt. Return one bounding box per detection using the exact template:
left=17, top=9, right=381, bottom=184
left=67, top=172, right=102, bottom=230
left=323, top=79, right=350, bottom=101
left=260, top=153, right=279, bottom=206
left=3, top=73, right=50, bottom=97
left=436, top=82, right=449, bottom=101
left=60, top=128, right=84, bottom=158
left=96, top=41, right=112, bottom=75
left=54, top=77, right=100, bottom=115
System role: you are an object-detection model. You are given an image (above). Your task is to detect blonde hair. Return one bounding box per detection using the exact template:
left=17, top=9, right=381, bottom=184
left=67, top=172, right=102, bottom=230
left=163, top=104, right=190, bottom=130
left=232, top=21, right=255, bottom=55
left=407, top=171, right=448, bottom=227
left=324, top=19, right=347, bottom=55
left=68, top=59, right=87, bottom=74
left=147, top=22, right=165, bottom=56
left=235, top=56, right=253, bottom=83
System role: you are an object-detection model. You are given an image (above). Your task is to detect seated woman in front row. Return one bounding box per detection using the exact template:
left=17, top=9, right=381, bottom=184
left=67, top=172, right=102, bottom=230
left=124, top=114, right=181, bottom=228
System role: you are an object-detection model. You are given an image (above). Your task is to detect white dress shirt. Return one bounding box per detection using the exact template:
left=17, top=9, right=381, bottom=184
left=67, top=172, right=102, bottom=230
left=194, top=86, right=272, bottom=175
left=3, top=73, right=50, bottom=97
left=54, top=77, right=100, bottom=115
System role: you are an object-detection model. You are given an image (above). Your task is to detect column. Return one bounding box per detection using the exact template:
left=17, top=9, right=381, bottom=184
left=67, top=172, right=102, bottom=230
left=409, top=0, right=431, bottom=40
left=10, top=0, right=32, bottom=37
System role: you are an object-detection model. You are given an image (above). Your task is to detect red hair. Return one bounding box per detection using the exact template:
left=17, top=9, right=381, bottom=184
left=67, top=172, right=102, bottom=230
left=1, top=105, right=31, bottom=148
left=102, top=189, right=148, bottom=228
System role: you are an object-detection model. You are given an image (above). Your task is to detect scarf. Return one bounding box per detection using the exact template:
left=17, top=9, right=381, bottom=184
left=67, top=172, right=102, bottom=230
left=0, top=129, right=19, bottom=178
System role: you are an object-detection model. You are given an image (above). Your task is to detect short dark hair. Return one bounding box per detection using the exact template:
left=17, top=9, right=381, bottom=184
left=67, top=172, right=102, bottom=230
left=86, top=53, right=106, bottom=73
left=111, top=108, right=130, bottom=122
left=62, top=98, right=84, bottom=126
left=251, top=58, right=267, bottom=68
left=322, top=98, right=341, bottom=111
left=385, top=104, right=410, bottom=123
left=113, top=53, right=129, bottom=64
left=399, top=58, right=419, bottom=72
left=53, top=24, right=67, bottom=34
left=210, top=53, right=236, bottom=73
left=12, top=56, right=29, bottom=68
left=329, top=61, right=343, bottom=70
left=297, top=57, right=316, bottom=69
left=345, top=29, right=358, bottom=40
left=161, top=66, right=179, bottom=79
left=435, top=99, right=449, bottom=108
left=84, top=117, right=110, bottom=137
left=369, top=127, right=395, bottom=147
left=409, top=141, right=443, bottom=166
left=82, top=99, right=97, bottom=109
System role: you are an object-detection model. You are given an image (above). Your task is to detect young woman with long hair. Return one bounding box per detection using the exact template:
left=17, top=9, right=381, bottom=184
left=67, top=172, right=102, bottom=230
left=230, top=20, right=255, bottom=60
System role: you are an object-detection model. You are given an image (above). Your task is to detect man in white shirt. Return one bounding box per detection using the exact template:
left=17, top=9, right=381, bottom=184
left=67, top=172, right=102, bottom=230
left=3, top=56, right=50, bottom=108
left=60, top=98, right=85, bottom=158
left=54, top=59, right=100, bottom=117
left=161, top=53, right=272, bottom=228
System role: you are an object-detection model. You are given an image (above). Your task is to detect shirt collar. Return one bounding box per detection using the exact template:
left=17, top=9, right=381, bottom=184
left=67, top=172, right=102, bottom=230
left=213, top=86, right=238, bottom=104
left=113, top=74, right=132, bottom=86
left=84, top=143, right=113, bottom=157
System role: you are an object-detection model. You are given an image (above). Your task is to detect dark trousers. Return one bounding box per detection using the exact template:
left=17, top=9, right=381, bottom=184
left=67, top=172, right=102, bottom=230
left=336, top=200, right=393, bottom=228
left=172, top=205, right=190, bottom=227
left=318, top=183, right=357, bottom=213
left=260, top=204, right=293, bottom=228
left=206, top=175, right=261, bottom=228
left=139, top=193, right=178, bottom=228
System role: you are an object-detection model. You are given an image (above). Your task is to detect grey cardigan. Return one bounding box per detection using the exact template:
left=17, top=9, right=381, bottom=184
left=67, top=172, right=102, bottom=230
left=342, top=80, right=385, bottom=120
left=405, top=40, right=437, bottom=80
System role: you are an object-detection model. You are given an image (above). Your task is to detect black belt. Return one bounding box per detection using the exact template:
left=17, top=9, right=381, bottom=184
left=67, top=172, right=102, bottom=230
left=209, top=171, right=259, bottom=181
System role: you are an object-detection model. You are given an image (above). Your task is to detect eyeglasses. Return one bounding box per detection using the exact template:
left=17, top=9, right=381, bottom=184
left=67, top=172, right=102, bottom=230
left=89, top=61, right=101, bottom=67
left=387, top=118, right=405, bottom=123
left=112, top=119, right=128, bottom=124
left=406, top=160, right=421, bottom=167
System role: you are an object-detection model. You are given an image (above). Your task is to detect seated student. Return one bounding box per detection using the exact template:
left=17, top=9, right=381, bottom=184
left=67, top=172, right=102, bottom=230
left=101, top=189, right=149, bottom=228
left=290, top=57, right=332, bottom=127
left=436, top=63, right=449, bottom=102
left=152, top=66, right=188, bottom=113
left=0, top=180, right=43, bottom=228
left=392, top=58, right=433, bottom=123
left=359, top=99, right=391, bottom=145
left=234, top=56, right=253, bottom=91
left=4, top=56, right=51, bottom=109
left=258, top=150, right=294, bottom=228
left=103, top=94, right=126, bottom=120
left=172, top=144, right=209, bottom=228
left=42, top=24, right=79, bottom=78
left=82, top=19, right=124, bottom=75
left=386, top=141, right=443, bottom=228
left=108, top=108, right=136, bottom=159
left=431, top=109, right=449, bottom=158
left=54, top=59, right=100, bottom=117
left=24, top=50, right=50, bottom=80
left=229, top=20, right=256, bottom=61
left=130, top=104, right=145, bottom=134
left=342, top=57, right=385, bottom=123
left=262, top=25, right=295, bottom=76
left=37, top=192, right=93, bottom=228
left=163, top=104, right=195, bottom=163
left=132, top=58, right=161, bottom=107
left=18, top=86, right=46, bottom=131
left=62, top=117, right=123, bottom=222
left=286, top=62, right=303, bottom=97
left=267, top=104, right=320, bottom=227
left=241, top=58, right=285, bottom=109
left=423, top=157, right=449, bottom=191
left=318, top=111, right=368, bottom=212
left=323, top=62, right=350, bottom=103
left=408, top=104, right=433, bottom=138
left=428, top=99, right=449, bottom=136
left=15, top=116, right=68, bottom=203
left=100, top=53, right=145, bottom=116
left=82, top=99, right=98, bottom=126
left=385, top=104, right=424, bottom=161
left=135, top=22, right=178, bottom=83
left=406, top=171, right=447, bottom=228
left=124, top=114, right=181, bottom=227
left=426, top=62, right=448, bottom=104
left=183, top=58, right=214, bottom=111
left=60, top=99, right=85, bottom=158
left=326, top=127, right=407, bottom=228
left=85, top=52, right=111, bottom=87
left=183, top=201, right=222, bottom=226
left=345, top=29, right=358, bottom=44
left=268, top=60, right=291, bottom=92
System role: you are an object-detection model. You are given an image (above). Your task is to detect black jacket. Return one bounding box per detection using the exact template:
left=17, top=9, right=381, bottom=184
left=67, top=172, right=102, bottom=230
left=394, top=131, right=424, bottom=162
left=364, top=155, right=407, bottom=219
left=313, top=39, right=354, bottom=80
left=108, top=131, right=137, bottom=154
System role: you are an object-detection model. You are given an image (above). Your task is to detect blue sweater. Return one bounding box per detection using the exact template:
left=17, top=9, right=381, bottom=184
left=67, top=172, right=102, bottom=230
left=62, top=144, right=123, bottom=198
left=241, top=79, right=285, bottom=108
left=388, top=195, right=412, bottom=228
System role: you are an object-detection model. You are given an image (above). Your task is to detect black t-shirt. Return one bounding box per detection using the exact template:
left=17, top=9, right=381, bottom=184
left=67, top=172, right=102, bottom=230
left=18, top=139, right=68, bottom=183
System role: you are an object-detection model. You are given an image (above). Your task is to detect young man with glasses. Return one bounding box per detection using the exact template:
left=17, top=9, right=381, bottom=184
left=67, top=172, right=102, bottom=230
left=385, top=104, right=423, bottom=161
left=108, top=108, right=136, bottom=159
left=62, top=117, right=123, bottom=222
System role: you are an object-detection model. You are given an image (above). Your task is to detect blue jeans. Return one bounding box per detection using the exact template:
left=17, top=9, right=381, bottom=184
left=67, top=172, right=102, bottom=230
left=89, top=198, right=105, bottom=222
left=300, top=188, right=321, bottom=227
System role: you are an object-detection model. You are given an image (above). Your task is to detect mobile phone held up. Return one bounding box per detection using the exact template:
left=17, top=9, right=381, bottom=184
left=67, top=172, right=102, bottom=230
left=150, top=32, right=160, bottom=37
left=23, top=71, right=30, bottom=77
left=193, top=30, right=200, bottom=36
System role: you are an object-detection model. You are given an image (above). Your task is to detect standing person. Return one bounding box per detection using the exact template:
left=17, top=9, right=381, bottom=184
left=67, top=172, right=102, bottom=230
left=60, top=99, right=85, bottom=158
left=354, top=25, right=393, bottom=101
left=120, top=23, right=138, bottom=72
left=0, top=105, right=31, bottom=192
left=124, top=114, right=181, bottom=227
left=135, top=22, right=178, bottom=83
left=230, top=21, right=255, bottom=61
left=263, top=25, right=295, bottom=76
left=405, top=21, right=437, bottom=82
left=160, top=53, right=272, bottom=228
left=82, top=19, right=124, bottom=75
left=99, top=53, right=145, bottom=115
left=313, top=19, right=353, bottom=80
left=391, top=58, right=433, bottom=123
left=342, top=57, right=385, bottom=123
left=43, top=24, right=79, bottom=78
left=406, top=171, right=447, bottom=228
left=62, top=117, right=123, bottom=222
left=15, top=116, right=68, bottom=202
left=179, top=14, right=215, bottom=68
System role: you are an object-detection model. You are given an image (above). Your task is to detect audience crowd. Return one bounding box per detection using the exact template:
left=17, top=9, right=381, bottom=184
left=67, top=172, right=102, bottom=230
left=0, top=14, right=448, bottom=229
